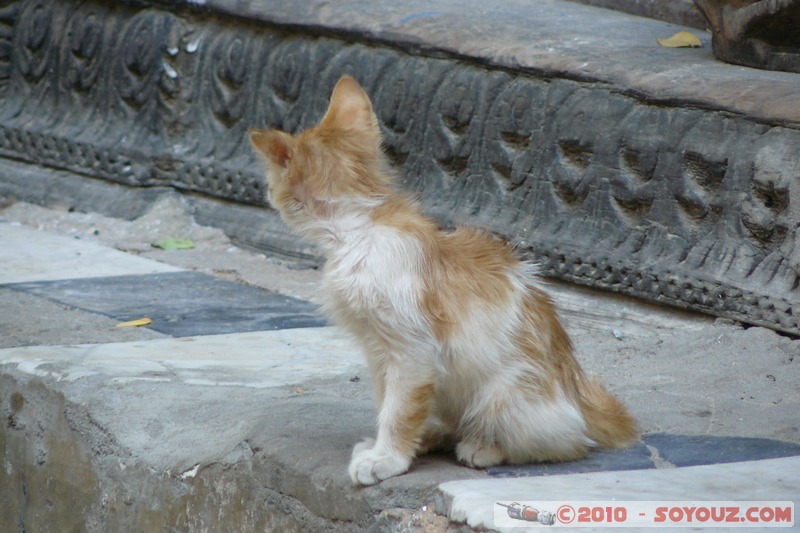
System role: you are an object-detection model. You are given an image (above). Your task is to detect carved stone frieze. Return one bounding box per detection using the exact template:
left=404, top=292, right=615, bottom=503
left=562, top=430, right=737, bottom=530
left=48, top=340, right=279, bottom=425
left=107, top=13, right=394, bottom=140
left=1, top=0, right=798, bottom=334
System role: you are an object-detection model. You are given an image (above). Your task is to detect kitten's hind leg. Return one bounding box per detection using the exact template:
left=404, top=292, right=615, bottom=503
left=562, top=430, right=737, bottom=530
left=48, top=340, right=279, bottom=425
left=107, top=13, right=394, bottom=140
left=418, top=416, right=454, bottom=455
left=454, top=387, right=592, bottom=468
left=349, top=362, right=435, bottom=485
left=456, top=440, right=504, bottom=468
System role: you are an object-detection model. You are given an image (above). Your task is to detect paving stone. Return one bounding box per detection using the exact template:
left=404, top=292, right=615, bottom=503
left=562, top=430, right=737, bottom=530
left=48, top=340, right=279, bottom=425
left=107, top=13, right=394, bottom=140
left=0, top=287, right=167, bottom=349
left=643, top=433, right=800, bottom=468
left=439, top=457, right=799, bottom=532
left=6, top=271, right=326, bottom=337
left=1, top=327, right=362, bottom=389
left=487, top=442, right=654, bottom=477
left=486, top=434, right=800, bottom=478
left=0, top=222, right=182, bottom=283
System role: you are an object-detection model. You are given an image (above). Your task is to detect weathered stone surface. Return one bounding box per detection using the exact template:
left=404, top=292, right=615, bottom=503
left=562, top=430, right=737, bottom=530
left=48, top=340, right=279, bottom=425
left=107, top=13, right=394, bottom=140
left=487, top=434, right=800, bottom=476
left=8, top=271, right=326, bottom=336
left=0, top=373, right=346, bottom=532
left=1, top=0, right=799, bottom=335
left=643, top=433, right=800, bottom=467
left=0, top=366, right=484, bottom=532
left=568, top=0, right=706, bottom=29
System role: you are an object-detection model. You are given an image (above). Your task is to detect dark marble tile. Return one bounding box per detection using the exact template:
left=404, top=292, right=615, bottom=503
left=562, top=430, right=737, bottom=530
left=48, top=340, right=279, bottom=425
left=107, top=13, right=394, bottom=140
left=643, top=433, right=800, bottom=467
left=486, top=434, right=800, bottom=477
left=8, top=271, right=326, bottom=337
left=487, top=442, right=654, bottom=477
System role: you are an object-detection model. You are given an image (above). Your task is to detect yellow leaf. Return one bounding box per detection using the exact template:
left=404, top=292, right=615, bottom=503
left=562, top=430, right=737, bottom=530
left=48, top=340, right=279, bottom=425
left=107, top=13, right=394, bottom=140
left=657, top=31, right=702, bottom=48
left=116, top=317, right=152, bottom=328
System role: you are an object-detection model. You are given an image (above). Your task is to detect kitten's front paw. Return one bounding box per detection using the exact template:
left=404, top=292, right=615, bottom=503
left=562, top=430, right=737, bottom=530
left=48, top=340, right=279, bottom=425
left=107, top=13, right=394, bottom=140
left=348, top=446, right=410, bottom=485
left=456, top=441, right=504, bottom=468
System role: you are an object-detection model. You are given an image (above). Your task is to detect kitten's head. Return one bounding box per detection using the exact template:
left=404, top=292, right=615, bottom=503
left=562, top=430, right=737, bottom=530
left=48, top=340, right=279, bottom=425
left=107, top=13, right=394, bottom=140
left=250, top=76, right=392, bottom=230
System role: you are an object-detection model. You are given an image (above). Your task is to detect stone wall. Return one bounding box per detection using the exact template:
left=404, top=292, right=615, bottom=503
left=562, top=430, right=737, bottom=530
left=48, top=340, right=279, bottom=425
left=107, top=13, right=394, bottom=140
left=0, top=373, right=339, bottom=532
left=1, top=0, right=798, bottom=334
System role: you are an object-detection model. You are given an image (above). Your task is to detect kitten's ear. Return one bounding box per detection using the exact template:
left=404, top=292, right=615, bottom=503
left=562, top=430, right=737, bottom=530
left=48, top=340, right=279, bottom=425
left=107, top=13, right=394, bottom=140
left=249, top=129, right=293, bottom=168
left=322, top=76, right=379, bottom=133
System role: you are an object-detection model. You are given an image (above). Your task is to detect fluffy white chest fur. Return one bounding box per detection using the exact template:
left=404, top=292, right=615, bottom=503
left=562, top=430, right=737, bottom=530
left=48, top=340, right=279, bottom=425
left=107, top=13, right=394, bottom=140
left=323, top=211, right=428, bottom=337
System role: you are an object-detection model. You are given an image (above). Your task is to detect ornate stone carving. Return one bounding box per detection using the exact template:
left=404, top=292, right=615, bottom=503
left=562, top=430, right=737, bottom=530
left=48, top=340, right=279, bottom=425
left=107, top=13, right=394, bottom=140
left=0, top=0, right=798, bottom=334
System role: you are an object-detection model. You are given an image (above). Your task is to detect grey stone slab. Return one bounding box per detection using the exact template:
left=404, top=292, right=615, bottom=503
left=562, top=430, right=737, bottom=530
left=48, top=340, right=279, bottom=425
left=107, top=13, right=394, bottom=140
left=0, top=222, right=183, bottom=283
left=644, top=433, right=800, bottom=468
left=0, top=351, right=484, bottom=532
left=486, top=434, right=800, bottom=478
left=0, top=287, right=167, bottom=349
left=0, top=160, right=324, bottom=266
left=567, top=0, right=706, bottom=29
left=208, top=0, right=800, bottom=125
left=439, top=457, right=800, bottom=532
left=6, top=271, right=326, bottom=337
left=0, top=327, right=363, bottom=390
left=487, top=441, right=654, bottom=477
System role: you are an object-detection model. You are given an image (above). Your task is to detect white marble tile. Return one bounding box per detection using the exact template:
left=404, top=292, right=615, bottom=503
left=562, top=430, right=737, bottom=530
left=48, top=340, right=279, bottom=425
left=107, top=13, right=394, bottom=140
left=439, top=458, right=799, bottom=532
left=0, top=327, right=364, bottom=388
left=0, top=222, right=182, bottom=283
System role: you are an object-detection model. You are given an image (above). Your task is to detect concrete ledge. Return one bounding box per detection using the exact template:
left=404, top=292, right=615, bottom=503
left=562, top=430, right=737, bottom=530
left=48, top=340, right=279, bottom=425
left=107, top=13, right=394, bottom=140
left=0, top=335, right=483, bottom=531
left=1, top=0, right=799, bottom=335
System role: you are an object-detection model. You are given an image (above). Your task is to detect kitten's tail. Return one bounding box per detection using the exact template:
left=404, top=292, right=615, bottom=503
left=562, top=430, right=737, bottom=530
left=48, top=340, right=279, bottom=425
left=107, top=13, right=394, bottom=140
left=577, top=376, right=639, bottom=449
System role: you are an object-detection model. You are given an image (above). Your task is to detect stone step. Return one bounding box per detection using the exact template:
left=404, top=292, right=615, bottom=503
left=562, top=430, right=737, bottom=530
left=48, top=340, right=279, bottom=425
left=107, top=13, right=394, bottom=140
left=2, top=218, right=799, bottom=531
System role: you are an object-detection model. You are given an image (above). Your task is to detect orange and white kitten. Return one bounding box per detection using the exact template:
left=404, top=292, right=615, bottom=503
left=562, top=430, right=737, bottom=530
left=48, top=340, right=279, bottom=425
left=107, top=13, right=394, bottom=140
left=250, top=76, right=638, bottom=485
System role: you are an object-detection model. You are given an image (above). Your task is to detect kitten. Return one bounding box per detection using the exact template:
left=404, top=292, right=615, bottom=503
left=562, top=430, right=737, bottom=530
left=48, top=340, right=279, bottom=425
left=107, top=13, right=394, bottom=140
left=250, top=76, right=638, bottom=486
